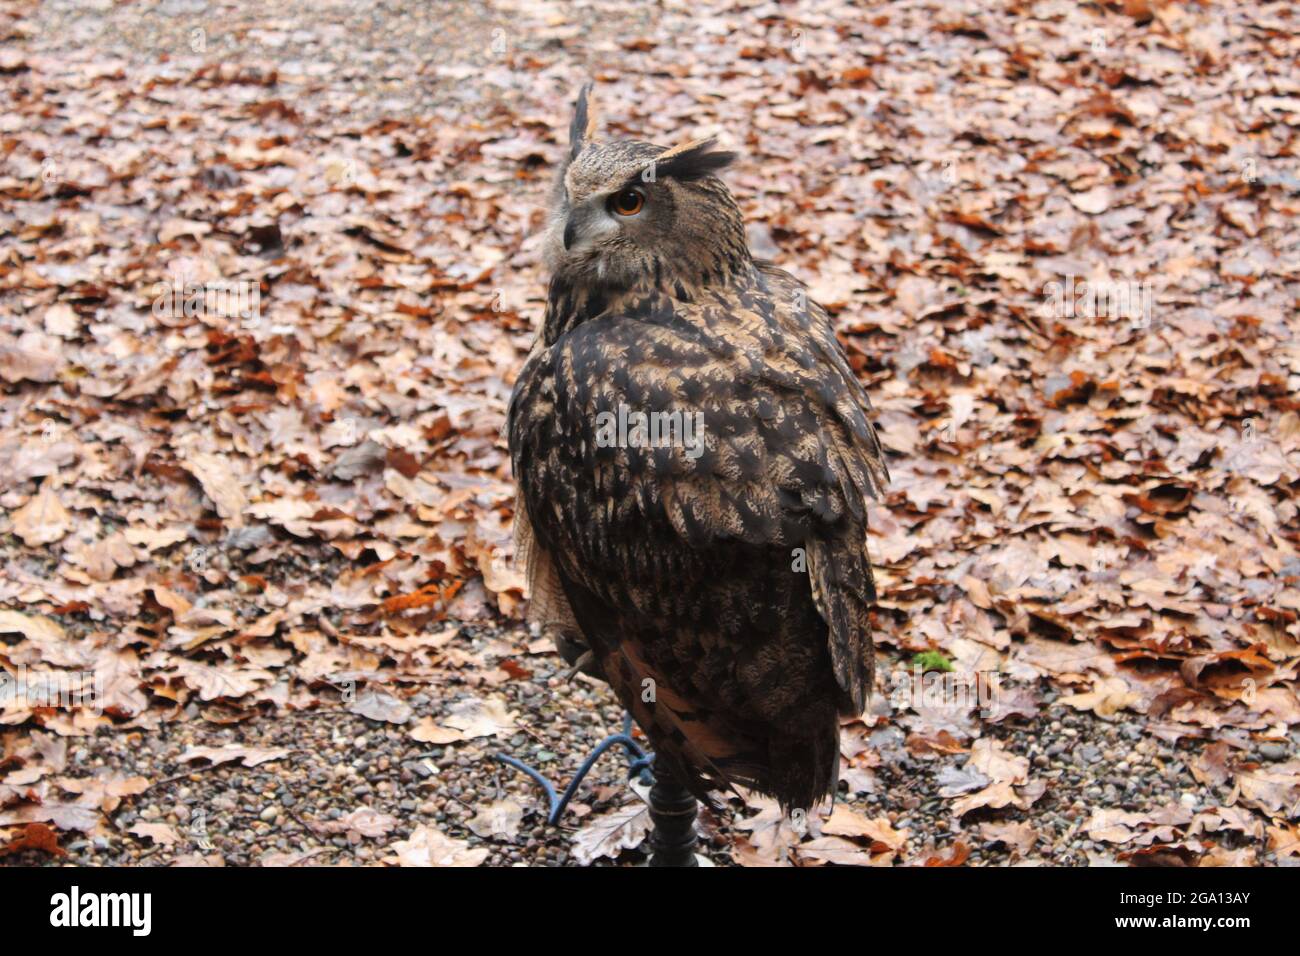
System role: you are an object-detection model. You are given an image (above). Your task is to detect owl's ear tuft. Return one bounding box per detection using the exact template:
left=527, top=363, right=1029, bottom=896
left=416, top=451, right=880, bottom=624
left=649, top=137, right=737, bottom=182
left=569, top=82, right=598, bottom=160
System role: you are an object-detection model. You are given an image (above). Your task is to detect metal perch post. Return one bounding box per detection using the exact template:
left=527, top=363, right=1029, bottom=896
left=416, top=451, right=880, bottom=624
left=646, top=762, right=699, bottom=867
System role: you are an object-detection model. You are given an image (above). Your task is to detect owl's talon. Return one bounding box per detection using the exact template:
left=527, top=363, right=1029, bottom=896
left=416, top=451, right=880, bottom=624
left=563, top=651, right=597, bottom=681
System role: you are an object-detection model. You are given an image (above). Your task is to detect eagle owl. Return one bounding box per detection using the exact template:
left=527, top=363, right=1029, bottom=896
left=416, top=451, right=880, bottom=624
left=509, top=86, right=889, bottom=813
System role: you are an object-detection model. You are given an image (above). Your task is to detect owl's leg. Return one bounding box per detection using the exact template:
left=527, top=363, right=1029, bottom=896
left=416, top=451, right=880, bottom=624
left=646, top=761, right=699, bottom=867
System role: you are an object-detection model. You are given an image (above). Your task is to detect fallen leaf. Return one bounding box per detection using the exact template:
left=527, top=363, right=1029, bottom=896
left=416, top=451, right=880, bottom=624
left=438, top=696, right=516, bottom=740
left=467, top=798, right=524, bottom=842
left=12, top=482, right=72, bottom=546
left=348, top=688, right=412, bottom=724
left=178, top=745, right=291, bottom=768
left=0, top=822, right=66, bottom=857
left=129, top=822, right=180, bottom=846
left=180, top=451, right=247, bottom=528
left=388, top=824, right=489, bottom=867
left=571, top=803, right=650, bottom=865
left=321, top=808, right=399, bottom=839
left=1059, top=676, right=1142, bottom=719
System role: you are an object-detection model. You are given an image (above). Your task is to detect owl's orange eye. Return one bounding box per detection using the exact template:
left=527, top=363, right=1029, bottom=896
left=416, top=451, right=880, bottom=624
left=610, top=188, right=645, bottom=217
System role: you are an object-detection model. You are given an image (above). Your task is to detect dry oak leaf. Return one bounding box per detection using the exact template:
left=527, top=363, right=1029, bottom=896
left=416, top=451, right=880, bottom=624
left=0, top=611, right=76, bottom=663
left=158, top=218, right=212, bottom=243
left=43, top=303, right=81, bottom=338
left=1232, top=761, right=1300, bottom=819
left=1067, top=186, right=1113, bottom=215
left=975, top=821, right=1039, bottom=854
left=92, top=647, right=149, bottom=715
left=388, top=824, right=489, bottom=867
left=1189, top=806, right=1263, bottom=840
left=180, top=451, right=247, bottom=528
left=172, top=660, right=274, bottom=701
left=55, top=774, right=149, bottom=813
left=1084, top=808, right=1154, bottom=844
left=67, top=532, right=138, bottom=581
left=408, top=716, right=465, bottom=745
left=922, top=841, right=972, bottom=866
left=12, top=482, right=72, bottom=546
left=0, top=822, right=66, bottom=858
left=319, top=808, right=399, bottom=839
left=435, top=696, right=517, bottom=741
left=821, top=805, right=907, bottom=851
left=1266, top=822, right=1300, bottom=859
left=124, top=526, right=190, bottom=552
left=797, top=835, right=897, bottom=867
left=0, top=803, right=101, bottom=833
left=179, top=745, right=291, bottom=768
left=1058, top=676, right=1143, bottom=719
left=571, top=803, right=651, bottom=866
left=967, top=737, right=1030, bottom=785
left=467, top=798, right=524, bottom=842
left=1198, top=846, right=1257, bottom=867
left=0, top=331, right=62, bottom=383
left=951, top=779, right=1047, bottom=817
left=1085, top=805, right=1190, bottom=847
left=348, top=688, right=412, bottom=725
left=129, top=822, right=180, bottom=846
left=733, top=796, right=803, bottom=863
left=1190, top=741, right=1233, bottom=788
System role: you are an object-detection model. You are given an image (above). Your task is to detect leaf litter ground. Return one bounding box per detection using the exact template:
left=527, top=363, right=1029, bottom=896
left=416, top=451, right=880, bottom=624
left=1, top=0, right=1297, bottom=866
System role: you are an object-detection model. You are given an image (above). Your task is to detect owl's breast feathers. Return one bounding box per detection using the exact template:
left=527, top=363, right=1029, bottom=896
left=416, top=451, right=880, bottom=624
left=508, top=262, right=888, bottom=811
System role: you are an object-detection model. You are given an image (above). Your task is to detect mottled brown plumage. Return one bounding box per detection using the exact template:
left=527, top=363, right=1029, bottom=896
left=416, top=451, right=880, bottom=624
left=509, top=85, right=889, bottom=813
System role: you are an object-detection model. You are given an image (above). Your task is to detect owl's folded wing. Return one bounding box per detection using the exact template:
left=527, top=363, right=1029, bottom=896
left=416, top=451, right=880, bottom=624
left=514, top=303, right=887, bottom=715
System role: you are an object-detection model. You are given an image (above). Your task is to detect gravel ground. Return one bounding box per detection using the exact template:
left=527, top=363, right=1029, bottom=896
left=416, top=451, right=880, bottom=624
left=7, top=617, right=1293, bottom=867
left=4, top=0, right=1295, bottom=867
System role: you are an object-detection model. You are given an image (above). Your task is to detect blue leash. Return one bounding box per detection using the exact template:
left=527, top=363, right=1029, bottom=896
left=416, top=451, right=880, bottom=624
left=494, top=713, right=654, bottom=825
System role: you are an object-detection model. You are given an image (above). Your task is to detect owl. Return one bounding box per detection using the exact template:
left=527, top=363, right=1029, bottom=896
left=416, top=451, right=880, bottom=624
left=508, top=85, right=889, bottom=813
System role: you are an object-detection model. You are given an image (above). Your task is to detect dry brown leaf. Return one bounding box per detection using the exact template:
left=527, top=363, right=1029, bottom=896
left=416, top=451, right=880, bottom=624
left=821, top=805, right=906, bottom=851
left=321, top=808, right=399, bottom=839
left=1058, top=676, right=1143, bottom=719
left=797, top=835, right=895, bottom=867
left=180, top=451, right=247, bottom=528
left=388, top=824, right=489, bottom=867
left=570, top=803, right=650, bottom=865
left=438, top=697, right=516, bottom=740
left=129, top=822, right=180, bottom=846
left=0, top=822, right=66, bottom=857
left=179, top=745, right=291, bottom=768
left=408, top=716, right=465, bottom=745
left=348, top=688, right=412, bottom=724
left=467, top=798, right=524, bottom=842
left=12, top=482, right=72, bottom=546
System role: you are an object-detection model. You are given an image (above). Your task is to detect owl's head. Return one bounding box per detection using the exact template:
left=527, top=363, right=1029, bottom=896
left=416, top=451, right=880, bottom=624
left=544, top=84, right=751, bottom=292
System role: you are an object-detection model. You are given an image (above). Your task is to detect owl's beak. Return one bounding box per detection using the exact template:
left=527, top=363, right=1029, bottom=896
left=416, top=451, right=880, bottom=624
left=560, top=203, right=615, bottom=252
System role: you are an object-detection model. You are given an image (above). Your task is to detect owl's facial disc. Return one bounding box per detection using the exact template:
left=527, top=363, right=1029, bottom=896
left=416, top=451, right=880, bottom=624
left=546, top=130, right=745, bottom=290
left=561, top=186, right=648, bottom=251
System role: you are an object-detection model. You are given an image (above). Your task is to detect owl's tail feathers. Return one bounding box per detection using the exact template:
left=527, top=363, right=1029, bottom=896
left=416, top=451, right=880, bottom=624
left=600, top=639, right=745, bottom=810
left=590, top=626, right=841, bottom=815
left=623, top=677, right=841, bottom=816
left=660, top=718, right=840, bottom=817
left=759, top=721, right=842, bottom=816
